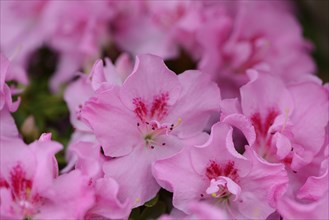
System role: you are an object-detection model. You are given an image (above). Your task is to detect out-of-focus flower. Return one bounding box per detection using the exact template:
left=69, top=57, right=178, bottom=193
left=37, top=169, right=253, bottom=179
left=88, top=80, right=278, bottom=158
left=197, top=1, right=315, bottom=98
left=0, top=0, right=113, bottom=92
left=110, top=1, right=204, bottom=60
left=0, top=53, right=25, bottom=140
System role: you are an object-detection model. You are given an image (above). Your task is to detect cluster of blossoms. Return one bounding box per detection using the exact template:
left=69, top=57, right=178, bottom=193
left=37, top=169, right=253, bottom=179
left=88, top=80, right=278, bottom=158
left=0, top=0, right=328, bottom=219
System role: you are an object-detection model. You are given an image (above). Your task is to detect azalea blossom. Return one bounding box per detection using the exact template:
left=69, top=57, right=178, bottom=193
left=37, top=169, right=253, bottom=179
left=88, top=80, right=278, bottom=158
left=72, top=141, right=131, bottom=219
left=109, top=1, right=203, bottom=59
left=197, top=1, right=315, bottom=98
left=0, top=53, right=24, bottom=140
left=220, top=70, right=328, bottom=171
left=0, top=134, right=95, bottom=219
left=63, top=54, right=133, bottom=170
left=153, top=122, right=288, bottom=219
left=80, top=54, right=220, bottom=207
left=0, top=0, right=114, bottom=92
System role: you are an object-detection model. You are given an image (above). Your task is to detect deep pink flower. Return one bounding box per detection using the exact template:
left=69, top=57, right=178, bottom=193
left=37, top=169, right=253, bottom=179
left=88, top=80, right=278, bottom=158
left=153, top=122, right=288, bottom=219
left=80, top=54, right=220, bottom=207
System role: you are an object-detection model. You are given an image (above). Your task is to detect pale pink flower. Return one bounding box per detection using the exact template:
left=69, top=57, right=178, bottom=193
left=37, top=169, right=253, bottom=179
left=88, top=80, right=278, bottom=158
left=110, top=1, right=200, bottom=59
left=0, top=134, right=95, bottom=219
left=0, top=0, right=114, bottom=92
left=0, top=0, right=48, bottom=75
left=153, top=122, right=288, bottom=219
left=63, top=54, right=133, bottom=169
left=80, top=54, right=220, bottom=207
left=0, top=54, right=24, bottom=140
left=275, top=128, right=329, bottom=219
left=197, top=1, right=315, bottom=98
left=0, top=54, right=21, bottom=112
left=221, top=70, right=328, bottom=171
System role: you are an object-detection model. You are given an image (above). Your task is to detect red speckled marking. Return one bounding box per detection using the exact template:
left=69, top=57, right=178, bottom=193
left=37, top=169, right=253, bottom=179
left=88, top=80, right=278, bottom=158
left=150, top=93, right=169, bottom=121
left=10, top=164, right=32, bottom=201
left=0, top=177, right=9, bottom=188
left=133, top=92, right=169, bottom=122
left=206, top=160, right=239, bottom=181
left=251, top=109, right=279, bottom=145
left=133, top=97, right=148, bottom=122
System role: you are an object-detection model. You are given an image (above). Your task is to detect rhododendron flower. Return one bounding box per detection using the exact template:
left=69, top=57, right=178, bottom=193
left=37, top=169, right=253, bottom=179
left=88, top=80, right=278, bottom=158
left=80, top=54, right=220, bottom=207
left=63, top=54, right=133, bottom=170
left=221, top=70, right=328, bottom=171
left=110, top=1, right=203, bottom=59
left=197, top=1, right=315, bottom=98
left=275, top=129, right=329, bottom=219
left=153, top=122, right=288, bottom=219
left=0, top=134, right=95, bottom=219
left=0, top=54, right=21, bottom=113
left=69, top=140, right=131, bottom=219
left=0, top=0, right=114, bottom=92
left=0, top=0, right=48, bottom=75
left=0, top=54, right=24, bottom=140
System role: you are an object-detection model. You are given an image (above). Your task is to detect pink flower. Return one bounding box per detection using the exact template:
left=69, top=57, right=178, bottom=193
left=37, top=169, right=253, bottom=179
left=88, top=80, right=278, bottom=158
left=42, top=1, right=114, bottom=92
left=0, top=0, right=48, bottom=74
left=197, top=1, right=315, bottom=98
left=80, top=54, right=220, bottom=207
left=159, top=201, right=229, bottom=220
left=63, top=54, right=133, bottom=170
left=275, top=130, right=329, bottom=219
left=110, top=1, right=201, bottom=59
left=84, top=177, right=131, bottom=220
left=0, top=54, right=22, bottom=113
left=153, top=122, right=288, bottom=219
left=0, top=135, right=95, bottom=219
left=0, top=0, right=114, bottom=92
left=221, top=70, right=328, bottom=171
left=0, top=53, right=24, bottom=140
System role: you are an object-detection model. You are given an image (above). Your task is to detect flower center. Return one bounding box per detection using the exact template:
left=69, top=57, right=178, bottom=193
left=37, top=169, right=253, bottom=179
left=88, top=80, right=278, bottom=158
left=0, top=164, right=42, bottom=218
left=250, top=108, right=290, bottom=161
left=203, top=160, right=240, bottom=202
left=133, top=92, right=181, bottom=149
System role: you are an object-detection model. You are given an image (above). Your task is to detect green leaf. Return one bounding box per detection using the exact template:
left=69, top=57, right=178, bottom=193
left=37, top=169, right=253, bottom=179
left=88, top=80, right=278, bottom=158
left=139, top=201, right=166, bottom=220
left=144, top=193, right=159, bottom=207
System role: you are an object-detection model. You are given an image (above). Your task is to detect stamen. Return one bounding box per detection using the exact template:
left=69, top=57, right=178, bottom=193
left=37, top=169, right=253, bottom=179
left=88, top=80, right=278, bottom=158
left=281, top=108, right=289, bottom=132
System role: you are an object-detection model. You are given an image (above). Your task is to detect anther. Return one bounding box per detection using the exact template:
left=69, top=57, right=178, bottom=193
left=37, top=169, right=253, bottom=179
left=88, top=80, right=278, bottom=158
left=162, top=143, right=166, bottom=146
